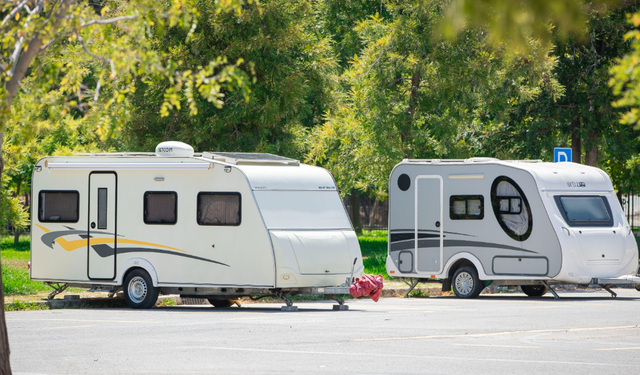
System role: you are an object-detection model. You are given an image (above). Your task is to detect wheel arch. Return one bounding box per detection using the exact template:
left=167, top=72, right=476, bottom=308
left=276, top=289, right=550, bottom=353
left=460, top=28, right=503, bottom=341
left=443, top=253, right=488, bottom=280
left=117, top=258, right=159, bottom=287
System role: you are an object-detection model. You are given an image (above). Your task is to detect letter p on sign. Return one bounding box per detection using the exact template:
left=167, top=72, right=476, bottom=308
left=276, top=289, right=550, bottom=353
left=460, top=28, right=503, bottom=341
left=554, top=147, right=572, bottom=163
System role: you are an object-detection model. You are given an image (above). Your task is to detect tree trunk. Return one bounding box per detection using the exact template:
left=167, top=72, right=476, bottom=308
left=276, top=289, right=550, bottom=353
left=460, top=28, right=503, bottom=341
left=585, top=131, right=598, bottom=167
left=0, top=2, right=72, bottom=372
left=350, top=192, right=362, bottom=235
left=571, top=117, right=582, bottom=164
left=403, top=69, right=421, bottom=159
left=13, top=178, right=22, bottom=245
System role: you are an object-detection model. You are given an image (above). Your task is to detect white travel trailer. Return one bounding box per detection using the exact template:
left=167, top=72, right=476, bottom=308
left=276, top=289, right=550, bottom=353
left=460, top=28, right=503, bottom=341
left=386, top=158, right=640, bottom=299
left=30, top=142, right=363, bottom=310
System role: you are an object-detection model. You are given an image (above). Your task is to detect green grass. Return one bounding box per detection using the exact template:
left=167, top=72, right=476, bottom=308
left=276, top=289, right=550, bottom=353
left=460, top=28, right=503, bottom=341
left=5, top=300, right=49, bottom=311
left=358, top=230, right=391, bottom=279
left=1, top=235, right=51, bottom=296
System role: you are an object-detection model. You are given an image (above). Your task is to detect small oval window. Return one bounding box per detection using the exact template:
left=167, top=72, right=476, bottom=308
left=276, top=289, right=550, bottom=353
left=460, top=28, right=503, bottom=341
left=398, top=173, right=411, bottom=191
left=491, top=176, right=532, bottom=241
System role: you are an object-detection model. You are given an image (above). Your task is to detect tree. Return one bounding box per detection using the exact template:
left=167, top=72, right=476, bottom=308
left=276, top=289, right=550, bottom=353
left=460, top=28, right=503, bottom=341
left=121, top=0, right=339, bottom=159
left=0, top=0, right=253, bottom=372
left=438, top=0, right=614, bottom=53
left=610, top=12, right=640, bottom=129
left=307, top=1, right=562, bottom=198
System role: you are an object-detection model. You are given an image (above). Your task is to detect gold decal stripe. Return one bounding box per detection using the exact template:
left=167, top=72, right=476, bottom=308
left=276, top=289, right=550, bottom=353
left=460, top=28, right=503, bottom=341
left=35, top=224, right=51, bottom=233
left=56, top=237, right=186, bottom=253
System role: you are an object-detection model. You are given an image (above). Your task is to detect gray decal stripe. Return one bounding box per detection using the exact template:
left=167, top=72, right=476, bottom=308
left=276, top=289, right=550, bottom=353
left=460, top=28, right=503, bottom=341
left=389, top=239, right=538, bottom=254
left=389, top=229, right=475, bottom=239
left=41, top=230, right=122, bottom=248
left=390, top=233, right=441, bottom=242
left=90, top=245, right=231, bottom=267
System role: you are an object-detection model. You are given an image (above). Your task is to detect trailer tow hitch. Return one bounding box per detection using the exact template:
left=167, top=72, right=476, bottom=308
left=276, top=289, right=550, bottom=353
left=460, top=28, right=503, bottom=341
left=45, top=282, right=69, bottom=299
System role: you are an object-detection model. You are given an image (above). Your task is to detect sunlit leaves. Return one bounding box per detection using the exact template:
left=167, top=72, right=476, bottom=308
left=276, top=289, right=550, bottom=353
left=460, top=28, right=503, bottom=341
left=610, top=14, right=640, bottom=128
left=0, top=0, right=254, bottom=141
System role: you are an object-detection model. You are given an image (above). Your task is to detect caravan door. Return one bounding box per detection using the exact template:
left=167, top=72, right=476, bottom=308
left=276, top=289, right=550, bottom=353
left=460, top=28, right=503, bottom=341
left=87, top=172, right=117, bottom=280
left=415, top=175, right=443, bottom=274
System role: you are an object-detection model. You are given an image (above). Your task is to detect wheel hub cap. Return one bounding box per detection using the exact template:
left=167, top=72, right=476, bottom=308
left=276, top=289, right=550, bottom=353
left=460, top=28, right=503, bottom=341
left=128, top=276, right=148, bottom=303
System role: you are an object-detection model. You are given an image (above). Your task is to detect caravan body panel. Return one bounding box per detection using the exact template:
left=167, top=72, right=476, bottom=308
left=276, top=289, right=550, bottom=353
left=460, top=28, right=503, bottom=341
left=387, top=159, right=638, bottom=286
left=31, top=149, right=362, bottom=296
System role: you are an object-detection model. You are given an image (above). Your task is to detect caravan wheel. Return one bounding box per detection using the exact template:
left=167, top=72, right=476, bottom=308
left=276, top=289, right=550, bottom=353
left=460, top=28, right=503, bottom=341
left=521, top=285, right=548, bottom=297
left=452, top=266, right=483, bottom=299
left=124, top=269, right=159, bottom=309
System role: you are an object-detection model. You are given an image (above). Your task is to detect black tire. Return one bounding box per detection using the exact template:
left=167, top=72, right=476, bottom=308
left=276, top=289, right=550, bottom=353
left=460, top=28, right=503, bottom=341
left=123, top=269, right=159, bottom=309
left=207, top=298, right=233, bottom=308
left=635, top=284, right=640, bottom=292
left=521, top=285, right=549, bottom=297
left=452, top=266, right=484, bottom=299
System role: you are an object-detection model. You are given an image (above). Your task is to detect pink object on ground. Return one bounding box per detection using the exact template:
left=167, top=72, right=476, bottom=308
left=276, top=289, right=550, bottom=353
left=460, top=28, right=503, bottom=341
left=349, top=274, right=384, bottom=302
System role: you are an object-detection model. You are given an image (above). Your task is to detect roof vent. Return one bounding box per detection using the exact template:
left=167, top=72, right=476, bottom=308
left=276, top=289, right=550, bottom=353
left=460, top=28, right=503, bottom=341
left=155, top=141, right=194, bottom=157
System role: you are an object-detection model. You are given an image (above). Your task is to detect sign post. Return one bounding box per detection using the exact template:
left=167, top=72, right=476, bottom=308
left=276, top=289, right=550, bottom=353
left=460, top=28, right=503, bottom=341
left=554, top=147, right=572, bottom=163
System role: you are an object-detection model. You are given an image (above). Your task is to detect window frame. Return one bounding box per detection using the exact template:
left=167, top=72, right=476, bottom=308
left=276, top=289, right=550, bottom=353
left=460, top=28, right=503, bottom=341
left=490, top=176, right=533, bottom=242
left=554, top=195, right=614, bottom=227
left=449, top=195, right=484, bottom=220
left=143, top=191, right=178, bottom=225
left=38, top=190, right=80, bottom=223
left=196, top=192, right=242, bottom=226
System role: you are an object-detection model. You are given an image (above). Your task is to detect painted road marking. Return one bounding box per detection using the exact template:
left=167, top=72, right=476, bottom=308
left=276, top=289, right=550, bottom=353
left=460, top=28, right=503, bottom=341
left=597, top=347, right=640, bottom=351
left=354, top=325, right=639, bottom=342
left=43, top=325, right=96, bottom=330
left=7, top=318, right=163, bottom=324
left=188, top=346, right=638, bottom=367
left=453, top=343, right=540, bottom=349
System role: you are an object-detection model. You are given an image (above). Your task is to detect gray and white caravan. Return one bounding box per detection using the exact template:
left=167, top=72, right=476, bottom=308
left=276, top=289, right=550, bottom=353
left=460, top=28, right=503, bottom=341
left=30, top=142, right=363, bottom=309
left=386, top=158, right=640, bottom=298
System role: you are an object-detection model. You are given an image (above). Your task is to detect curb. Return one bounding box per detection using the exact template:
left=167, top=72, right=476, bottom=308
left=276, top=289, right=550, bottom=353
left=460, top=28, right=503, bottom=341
left=4, top=286, right=446, bottom=310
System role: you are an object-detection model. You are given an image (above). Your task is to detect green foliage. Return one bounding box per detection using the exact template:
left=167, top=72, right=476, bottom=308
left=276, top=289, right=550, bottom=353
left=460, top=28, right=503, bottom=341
left=438, top=0, right=616, bottom=54
left=122, top=0, right=338, bottom=158
left=0, top=178, right=29, bottom=235
left=610, top=12, right=640, bottom=129
left=1, top=0, right=253, bottom=139
left=308, top=1, right=563, bottom=198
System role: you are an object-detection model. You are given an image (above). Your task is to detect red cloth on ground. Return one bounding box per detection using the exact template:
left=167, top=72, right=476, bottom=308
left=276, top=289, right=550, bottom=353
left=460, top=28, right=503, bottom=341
left=349, top=274, right=384, bottom=302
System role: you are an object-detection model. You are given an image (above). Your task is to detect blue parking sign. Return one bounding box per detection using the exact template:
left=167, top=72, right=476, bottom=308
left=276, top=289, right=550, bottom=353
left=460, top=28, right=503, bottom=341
left=554, top=147, right=572, bottom=163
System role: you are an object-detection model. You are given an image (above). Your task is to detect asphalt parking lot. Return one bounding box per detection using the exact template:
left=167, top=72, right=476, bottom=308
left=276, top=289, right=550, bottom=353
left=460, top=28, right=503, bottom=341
left=6, top=288, right=640, bottom=375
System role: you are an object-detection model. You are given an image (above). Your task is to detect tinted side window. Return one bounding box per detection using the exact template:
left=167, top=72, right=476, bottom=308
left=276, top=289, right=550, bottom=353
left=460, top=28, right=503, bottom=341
left=144, top=192, right=177, bottom=224
left=38, top=191, right=79, bottom=222
left=450, top=195, right=484, bottom=220
left=197, top=193, right=241, bottom=226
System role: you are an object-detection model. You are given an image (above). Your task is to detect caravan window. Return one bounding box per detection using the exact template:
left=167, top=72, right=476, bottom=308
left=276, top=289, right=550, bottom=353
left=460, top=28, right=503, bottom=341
left=197, top=193, right=241, bottom=226
left=450, top=195, right=484, bottom=220
left=491, top=176, right=532, bottom=241
left=554, top=196, right=613, bottom=227
left=38, top=191, right=79, bottom=222
left=144, top=192, right=177, bottom=224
